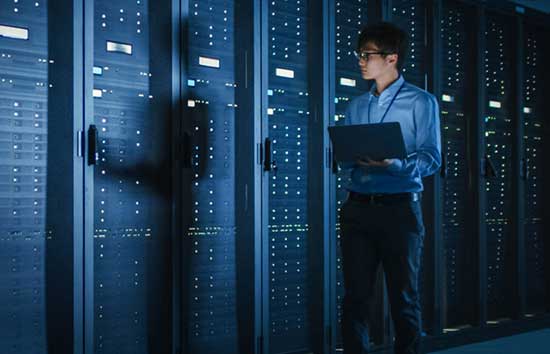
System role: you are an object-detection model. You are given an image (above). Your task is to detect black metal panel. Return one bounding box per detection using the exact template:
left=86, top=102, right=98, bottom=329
left=473, top=4, right=488, bottom=328
left=522, top=23, right=546, bottom=315
left=232, top=0, right=262, bottom=353
left=483, top=11, right=516, bottom=322
left=0, top=1, right=48, bottom=353
left=306, top=0, right=331, bottom=353
left=439, top=0, right=477, bottom=331
left=92, top=0, right=173, bottom=353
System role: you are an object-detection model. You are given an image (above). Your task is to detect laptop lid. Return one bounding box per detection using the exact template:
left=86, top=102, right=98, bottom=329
left=328, top=122, right=408, bottom=162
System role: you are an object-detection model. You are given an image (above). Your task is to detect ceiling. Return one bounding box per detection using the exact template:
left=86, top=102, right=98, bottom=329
left=510, top=0, right=550, bottom=14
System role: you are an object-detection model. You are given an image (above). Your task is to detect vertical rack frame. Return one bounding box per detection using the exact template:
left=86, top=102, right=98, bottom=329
left=45, top=1, right=87, bottom=353
left=427, top=0, right=443, bottom=336
left=473, top=2, right=488, bottom=329
left=234, top=0, right=263, bottom=353
left=513, top=11, right=526, bottom=321
left=306, top=0, right=333, bottom=353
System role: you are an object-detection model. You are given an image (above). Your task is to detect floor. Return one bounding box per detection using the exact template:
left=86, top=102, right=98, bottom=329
left=428, top=328, right=550, bottom=354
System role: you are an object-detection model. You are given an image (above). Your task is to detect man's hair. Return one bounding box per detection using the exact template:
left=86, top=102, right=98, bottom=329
left=357, top=22, right=408, bottom=70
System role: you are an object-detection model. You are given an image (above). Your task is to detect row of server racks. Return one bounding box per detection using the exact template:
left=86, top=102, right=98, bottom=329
left=0, top=0, right=549, bottom=353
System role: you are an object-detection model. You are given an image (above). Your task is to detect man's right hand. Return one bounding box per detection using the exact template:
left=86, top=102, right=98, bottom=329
left=356, top=158, right=370, bottom=168
left=356, top=157, right=399, bottom=169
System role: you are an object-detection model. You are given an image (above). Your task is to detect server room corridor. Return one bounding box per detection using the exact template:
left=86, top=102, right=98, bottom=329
left=1, top=0, right=549, bottom=354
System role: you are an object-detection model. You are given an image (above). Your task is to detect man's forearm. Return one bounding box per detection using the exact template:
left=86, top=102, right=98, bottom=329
left=387, top=150, right=441, bottom=178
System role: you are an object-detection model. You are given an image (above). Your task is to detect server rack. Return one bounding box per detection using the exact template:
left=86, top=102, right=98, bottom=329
left=181, top=0, right=241, bottom=352
left=259, top=0, right=328, bottom=352
left=85, top=1, right=175, bottom=354
left=522, top=19, right=548, bottom=317
left=436, top=0, right=478, bottom=333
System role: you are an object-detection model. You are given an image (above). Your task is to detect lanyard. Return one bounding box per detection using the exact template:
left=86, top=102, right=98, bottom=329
left=367, top=80, right=405, bottom=124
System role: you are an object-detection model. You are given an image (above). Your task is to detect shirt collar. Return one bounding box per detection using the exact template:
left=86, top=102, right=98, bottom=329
left=370, top=74, right=405, bottom=105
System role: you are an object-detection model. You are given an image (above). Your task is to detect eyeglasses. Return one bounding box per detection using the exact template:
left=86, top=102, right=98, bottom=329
left=353, top=50, right=392, bottom=61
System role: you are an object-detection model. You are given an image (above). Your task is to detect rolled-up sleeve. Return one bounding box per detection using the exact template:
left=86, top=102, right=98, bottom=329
left=387, top=92, right=441, bottom=178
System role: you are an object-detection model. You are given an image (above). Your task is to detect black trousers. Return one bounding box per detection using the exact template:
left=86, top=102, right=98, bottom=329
left=340, top=193, right=425, bottom=354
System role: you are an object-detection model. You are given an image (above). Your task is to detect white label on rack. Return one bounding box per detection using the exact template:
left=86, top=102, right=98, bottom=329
left=339, top=78, right=356, bottom=87
left=442, top=94, right=454, bottom=102
left=199, top=56, right=220, bottom=68
left=275, top=68, right=294, bottom=79
left=0, top=25, right=28, bottom=40
left=106, top=41, right=133, bottom=55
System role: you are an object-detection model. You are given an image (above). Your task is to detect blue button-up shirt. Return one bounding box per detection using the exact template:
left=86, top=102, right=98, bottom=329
left=341, top=75, right=441, bottom=194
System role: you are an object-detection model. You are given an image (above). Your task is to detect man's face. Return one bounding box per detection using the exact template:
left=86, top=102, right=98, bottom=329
left=357, top=41, right=398, bottom=80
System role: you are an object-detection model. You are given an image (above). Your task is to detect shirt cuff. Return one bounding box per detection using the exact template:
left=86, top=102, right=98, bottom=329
left=386, top=159, right=404, bottom=173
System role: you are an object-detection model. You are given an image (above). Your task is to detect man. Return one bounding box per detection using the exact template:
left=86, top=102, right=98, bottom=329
left=339, top=22, right=441, bottom=354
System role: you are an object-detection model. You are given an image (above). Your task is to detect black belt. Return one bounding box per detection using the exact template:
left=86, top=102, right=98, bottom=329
left=348, top=191, right=420, bottom=205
